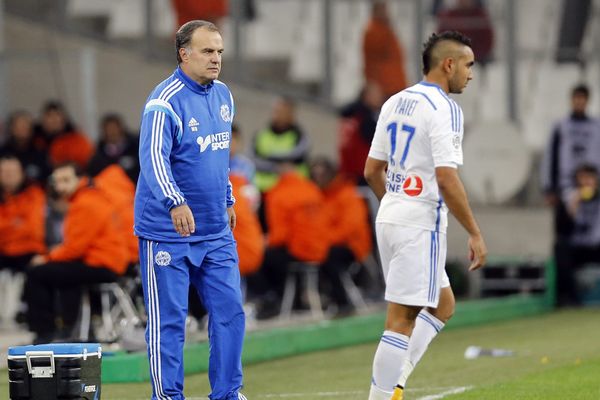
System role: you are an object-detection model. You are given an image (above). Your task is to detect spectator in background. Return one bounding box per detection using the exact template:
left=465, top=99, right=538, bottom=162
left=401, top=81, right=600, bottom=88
left=564, top=165, right=600, bottom=300
left=541, top=84, right=600, bottom=306
left=249, top=163, right=328, bottom=318
left=24, top=163, right=128, bottom=343
left=88, top=113, right=140, bottom=183
left=0, top=154, right=46, bottom=271
left=310, top=157, right=372, bottom=315
left=33, top=101, right=94, bottom=170
left=252, top=97, right=310, bottom=193
left=338, top=82, right=385, bottom=184
left=362, top=1, right=408, bottom=98
left=436, top=0, right=495, bottom=65
left=229, top=173, right=264, bottom=281
left=0, top=111, right=50, bottom=183
left=172, top=0, right=228, bottom=28
left=93, top=164, right=139, bottom=267
left=230, top=123, right=256, bottom=184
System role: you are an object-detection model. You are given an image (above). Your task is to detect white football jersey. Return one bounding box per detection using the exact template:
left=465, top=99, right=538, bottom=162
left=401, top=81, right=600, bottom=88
left=368, top=81, right=464, bottom=233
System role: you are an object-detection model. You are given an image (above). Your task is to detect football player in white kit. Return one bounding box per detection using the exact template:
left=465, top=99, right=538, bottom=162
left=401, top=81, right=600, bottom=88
left=364, top=31, right=487, bottom=400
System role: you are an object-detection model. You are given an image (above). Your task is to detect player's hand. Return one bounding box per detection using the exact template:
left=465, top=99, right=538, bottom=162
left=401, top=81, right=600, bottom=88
left=467, top=233, right=487, bottom=271
left=227, top=207, right=236, bottom=230
left=170, top=204, right=195, bottom=237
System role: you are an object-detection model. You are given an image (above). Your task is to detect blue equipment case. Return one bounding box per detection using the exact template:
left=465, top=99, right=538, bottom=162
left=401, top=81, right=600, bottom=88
left=7, top=343, right=102, bottom=400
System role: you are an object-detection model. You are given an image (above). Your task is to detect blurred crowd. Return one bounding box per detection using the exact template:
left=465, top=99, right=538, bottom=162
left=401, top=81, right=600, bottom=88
left=540, top=84, right=600, bottom=307
left=0, top=89, right=382, bottom=342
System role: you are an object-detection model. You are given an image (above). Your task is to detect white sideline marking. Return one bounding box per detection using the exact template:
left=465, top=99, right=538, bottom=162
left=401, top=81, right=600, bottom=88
left=416, top=386, right=473, bottom=400
left=137, top=386, right=472, bottom=399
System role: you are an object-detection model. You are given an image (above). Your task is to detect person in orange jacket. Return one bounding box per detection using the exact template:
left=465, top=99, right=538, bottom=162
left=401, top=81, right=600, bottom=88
left=250, top=163, right=329, bottom=317
left=24, top=163, right=129, bottom=343
left=362, top=1, right=408, bottom=98
left=230, top=174, right=264, bottom=278
left=310, top=157, right=373, bottom=314
left=33, top=101, right=94, bottom=170
left=0, top=154, right=46, bottom=270
left=93, top=164, right=139, bottom=266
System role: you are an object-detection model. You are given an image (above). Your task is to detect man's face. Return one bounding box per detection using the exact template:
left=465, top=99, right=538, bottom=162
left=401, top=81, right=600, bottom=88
left=576, top=171, right=598, bottom=190
left=42, top=109, right=67, bottom=135
left=571, top=93, right=588, bottom=115
left=103, top=120, right=124, bottom=144
left=448, top=46, right=475, bottom=94
left=180, top=28, right=224, bottom=85
left=11, top=114, right=33, bottom=141
left=52, top=166, right=80, bottom=198
left=0, top=159, right=25, bottom=194
left=271, top=100, right=295, bottom=130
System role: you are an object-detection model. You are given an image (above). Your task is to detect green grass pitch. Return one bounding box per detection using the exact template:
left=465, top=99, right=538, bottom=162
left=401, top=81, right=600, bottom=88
left=3, top=307, right=599, bottom=399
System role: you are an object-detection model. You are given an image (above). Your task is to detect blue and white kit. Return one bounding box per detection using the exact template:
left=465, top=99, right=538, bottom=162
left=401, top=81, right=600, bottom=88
left=134, top=67, right=244, bottom=400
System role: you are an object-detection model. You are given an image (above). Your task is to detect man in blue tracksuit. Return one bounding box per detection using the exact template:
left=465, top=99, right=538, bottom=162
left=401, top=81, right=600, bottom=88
left=134, top=20, right=246, bottom=400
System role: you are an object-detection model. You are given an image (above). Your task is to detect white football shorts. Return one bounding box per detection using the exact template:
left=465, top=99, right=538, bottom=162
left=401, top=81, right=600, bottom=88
left=376, top=223, right=450, bottom=308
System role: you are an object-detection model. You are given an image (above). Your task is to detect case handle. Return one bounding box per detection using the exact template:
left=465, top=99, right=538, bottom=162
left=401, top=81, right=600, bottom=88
left=25, top=351, right=55, bottom=378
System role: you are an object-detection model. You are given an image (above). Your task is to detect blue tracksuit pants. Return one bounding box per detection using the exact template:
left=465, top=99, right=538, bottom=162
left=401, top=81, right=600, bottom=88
left=139, top=233, right=245, bottom=400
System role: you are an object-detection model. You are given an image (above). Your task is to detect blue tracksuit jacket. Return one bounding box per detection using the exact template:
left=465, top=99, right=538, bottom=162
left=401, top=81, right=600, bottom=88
left=134, top=67, right=235, bottom=242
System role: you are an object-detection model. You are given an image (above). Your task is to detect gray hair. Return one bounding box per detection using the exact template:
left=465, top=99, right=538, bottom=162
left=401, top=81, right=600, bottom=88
left=175, top=20, right=220, bottom=64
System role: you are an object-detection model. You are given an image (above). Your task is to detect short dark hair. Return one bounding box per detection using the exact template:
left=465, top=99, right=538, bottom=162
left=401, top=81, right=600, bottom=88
left=422, top=31, right=472, bottom=75
left=572, top=84, right=590, bottom=98
left=53, top=161, right=82, bottom=177
left=575, top=164, right=598, bottom=177
left=0, top=152, right=20, bottom=163
left=42, top=100, right=66, bottom=114
left=231, top=123, right=240, bottom=137
left=175, top=20, right=220, bottom=64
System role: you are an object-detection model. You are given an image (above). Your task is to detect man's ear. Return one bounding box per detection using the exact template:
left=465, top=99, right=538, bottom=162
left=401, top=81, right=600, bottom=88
left=442, top=57, right=455, bottom=75
left=179, top=48, right=188, bottom=62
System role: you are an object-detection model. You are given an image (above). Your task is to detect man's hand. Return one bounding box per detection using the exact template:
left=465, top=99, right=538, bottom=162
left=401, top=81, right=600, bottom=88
left=227, top=207, right=236, bottom=230
left=30, top=254, right=46, bottom=267
left=170, top=204, right=195, bottom=237
left=467, top=234, right=487, bottom=271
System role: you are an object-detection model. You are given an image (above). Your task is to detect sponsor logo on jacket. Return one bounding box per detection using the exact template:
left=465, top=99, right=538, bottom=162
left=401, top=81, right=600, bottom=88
left=197, top=131, right=230, bottom=152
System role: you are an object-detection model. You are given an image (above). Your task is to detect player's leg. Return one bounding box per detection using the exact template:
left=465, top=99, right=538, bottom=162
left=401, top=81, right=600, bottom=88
left=398, top=232, right=452, bottom=389
left=192, top=232, right=245, bottom=400
left=139, top=239, right=190, bottom=400
left=369, top=302, right=421, bottom=400
left=369, top=225, right=433, bottom=400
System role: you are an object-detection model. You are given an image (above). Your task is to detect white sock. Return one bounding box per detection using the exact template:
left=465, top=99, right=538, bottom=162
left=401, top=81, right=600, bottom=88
left=368, top=384, right=393, bottom=400
left=369, top=330, right=409, bottom=399
left=397, top=310, right=445, bottom=387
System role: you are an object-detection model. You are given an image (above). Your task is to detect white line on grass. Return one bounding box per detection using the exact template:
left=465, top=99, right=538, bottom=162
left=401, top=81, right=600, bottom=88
left=133, top=386, right=472, bottom=400
left=416, top=386, right=473, bottom=400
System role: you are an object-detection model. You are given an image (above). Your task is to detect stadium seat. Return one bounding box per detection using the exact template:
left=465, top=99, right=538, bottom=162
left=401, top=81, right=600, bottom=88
left=76, top=281, right=143, bottom=343
left=279, top=262, right=324, bottom=320
left=340, top=262, right=368, bottom=311
left=0, top=270, right=25, bottom=328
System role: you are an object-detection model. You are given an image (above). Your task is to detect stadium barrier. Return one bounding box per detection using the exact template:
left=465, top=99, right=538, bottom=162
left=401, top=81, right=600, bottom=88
left=102, top=259, right=557, bottom=383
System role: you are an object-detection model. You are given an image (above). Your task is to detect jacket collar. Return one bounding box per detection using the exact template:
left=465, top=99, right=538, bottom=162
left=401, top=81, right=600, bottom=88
left=174, top=67, right=214, bottom=95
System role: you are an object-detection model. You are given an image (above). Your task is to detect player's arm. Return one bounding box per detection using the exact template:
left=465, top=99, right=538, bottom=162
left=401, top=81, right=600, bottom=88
left=435, top=167, right=487, bottom=270
left=364, top=157, right=388, bottom=201
left=364, top=99, right=394, bottom=201
left=139, top=99, right=194, bottom=236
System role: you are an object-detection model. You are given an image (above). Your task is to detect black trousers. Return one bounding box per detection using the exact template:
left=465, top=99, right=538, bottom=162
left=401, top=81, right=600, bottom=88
left=0, top=253, right=35, bottom=272
left=247, top=246, right=296, bottom=300
left=319, top=245, right=356, bottom=306
left=24, top=261, right=117, bottom=336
